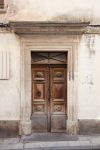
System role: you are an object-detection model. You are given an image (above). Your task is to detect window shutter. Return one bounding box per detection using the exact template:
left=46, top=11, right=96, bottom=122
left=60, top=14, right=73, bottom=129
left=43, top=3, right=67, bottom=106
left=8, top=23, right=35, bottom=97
left=0, top=0, right=4, bottom=9
left=0, top=51, right=10, bottom=80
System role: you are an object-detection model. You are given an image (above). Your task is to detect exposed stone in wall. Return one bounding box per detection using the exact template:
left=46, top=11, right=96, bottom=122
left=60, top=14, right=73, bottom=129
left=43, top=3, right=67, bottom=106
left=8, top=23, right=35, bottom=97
left=0, top=27, right=10, bottom=33
left=0, top=0, right=18, bottom=23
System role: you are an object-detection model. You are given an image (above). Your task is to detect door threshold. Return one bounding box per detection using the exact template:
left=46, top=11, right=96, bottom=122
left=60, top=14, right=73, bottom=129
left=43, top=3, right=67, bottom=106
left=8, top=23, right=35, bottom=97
left=21, top=133, right=78, bottom=142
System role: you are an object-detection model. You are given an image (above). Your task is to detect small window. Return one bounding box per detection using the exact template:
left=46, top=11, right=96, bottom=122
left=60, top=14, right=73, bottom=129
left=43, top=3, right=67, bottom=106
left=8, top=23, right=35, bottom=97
left=0, top=0, right=4, bottom=9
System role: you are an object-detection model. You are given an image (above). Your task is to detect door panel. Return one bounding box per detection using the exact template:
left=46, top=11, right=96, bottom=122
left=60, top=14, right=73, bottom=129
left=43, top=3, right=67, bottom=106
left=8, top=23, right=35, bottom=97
left=31, top=66, right=48, bottom=132
left=53, top=83, right=64, bottom=99
left=31, top=65, right=67, bottom=132
left=50, top=66, right=67, bottom=132
left=51, top=115, right=66, bottom=132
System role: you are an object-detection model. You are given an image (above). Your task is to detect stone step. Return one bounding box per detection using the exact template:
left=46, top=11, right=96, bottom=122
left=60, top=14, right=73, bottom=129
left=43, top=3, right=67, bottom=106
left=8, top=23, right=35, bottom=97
left=23, top=141, right=100, bottom=150
left=21, top=133, right=78, bottom=142
left=23, top=148, right=99, bottom=150
left=0, top=135, right=100, bottom=150
left=1, top=142, right=100, bottom=150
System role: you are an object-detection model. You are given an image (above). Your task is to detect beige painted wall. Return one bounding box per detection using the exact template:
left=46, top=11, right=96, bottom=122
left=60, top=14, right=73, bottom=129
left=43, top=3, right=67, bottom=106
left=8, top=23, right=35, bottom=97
left=78, top=34, right=100, bottom=119
left=0, top=0, right=100, bottom=24
left=0, top=32, right=20, bottom=120
left=0, top=0, right=100, bottom=120
left=0, top=32, right=100, bottom=120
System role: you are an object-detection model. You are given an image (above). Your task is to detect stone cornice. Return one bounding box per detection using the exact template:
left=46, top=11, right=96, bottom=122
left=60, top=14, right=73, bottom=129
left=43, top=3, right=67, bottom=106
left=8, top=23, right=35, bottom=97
left=85, top=26, right=100, bottom=34
left=9, top=21, right=90, bottom=35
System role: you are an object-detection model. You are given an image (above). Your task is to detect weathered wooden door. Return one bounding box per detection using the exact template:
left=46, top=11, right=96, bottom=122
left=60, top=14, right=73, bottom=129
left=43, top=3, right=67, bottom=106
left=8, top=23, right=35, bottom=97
left=31, top=64, right=67, bottom=132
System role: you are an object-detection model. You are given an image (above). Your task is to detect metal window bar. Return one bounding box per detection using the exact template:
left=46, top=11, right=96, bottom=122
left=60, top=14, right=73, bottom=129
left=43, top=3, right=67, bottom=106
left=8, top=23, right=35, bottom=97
left=31, top=52, right=67, bottom=64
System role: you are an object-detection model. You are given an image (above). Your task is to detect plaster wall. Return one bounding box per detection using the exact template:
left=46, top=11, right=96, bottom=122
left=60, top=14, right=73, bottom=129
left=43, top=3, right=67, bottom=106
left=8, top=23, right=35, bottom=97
left=0, top=32, right=20, bottom=120
left=0, top=0, right=100, bottom=24
left=0, top=0, right=100, bottom=136
left=0, top=32, right=100, bottom=121
left=78, top=34, right=100, bottom=119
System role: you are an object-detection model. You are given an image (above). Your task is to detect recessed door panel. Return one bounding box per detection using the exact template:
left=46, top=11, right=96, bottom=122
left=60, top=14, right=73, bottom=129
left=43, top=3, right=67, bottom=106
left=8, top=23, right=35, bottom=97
left=50, top=66, right=67, bottom=132
left=34, top=83, right=45, bottom=99
left=53, top=83, right=64, bottom=99
left=31, top=65, right=67, bottom=132
left=32, top=67, right=48, bottom=132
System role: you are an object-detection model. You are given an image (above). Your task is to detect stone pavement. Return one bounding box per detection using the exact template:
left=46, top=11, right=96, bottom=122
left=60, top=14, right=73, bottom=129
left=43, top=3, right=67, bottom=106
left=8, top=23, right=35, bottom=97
left=0, top=135, right=100, bottom=150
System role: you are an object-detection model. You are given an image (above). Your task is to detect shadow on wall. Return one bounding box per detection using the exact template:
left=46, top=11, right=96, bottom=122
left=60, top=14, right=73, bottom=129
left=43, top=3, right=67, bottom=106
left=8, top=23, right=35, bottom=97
left=50, top=8, right=93, bottom=23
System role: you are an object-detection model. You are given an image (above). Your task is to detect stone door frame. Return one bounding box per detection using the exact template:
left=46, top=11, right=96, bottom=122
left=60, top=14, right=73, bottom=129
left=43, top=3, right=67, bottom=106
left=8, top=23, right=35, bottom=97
left=19, top=34, right=79, bottom=135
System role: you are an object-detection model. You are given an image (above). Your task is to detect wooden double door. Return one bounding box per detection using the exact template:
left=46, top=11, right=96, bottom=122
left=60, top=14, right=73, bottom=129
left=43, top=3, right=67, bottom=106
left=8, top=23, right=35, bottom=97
left=31, top=64, right=67, bottom=132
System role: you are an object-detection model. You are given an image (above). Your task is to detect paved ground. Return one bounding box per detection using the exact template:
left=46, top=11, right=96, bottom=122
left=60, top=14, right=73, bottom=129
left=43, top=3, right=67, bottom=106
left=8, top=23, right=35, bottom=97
left=0, top=134, right=100, bottom=150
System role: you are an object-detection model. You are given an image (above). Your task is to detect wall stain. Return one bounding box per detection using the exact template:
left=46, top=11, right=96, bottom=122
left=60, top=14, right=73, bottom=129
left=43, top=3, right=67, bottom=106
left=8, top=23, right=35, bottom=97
left=51, top=8, right=92, bottom=22
left=85, top=35, right=96, bottom=57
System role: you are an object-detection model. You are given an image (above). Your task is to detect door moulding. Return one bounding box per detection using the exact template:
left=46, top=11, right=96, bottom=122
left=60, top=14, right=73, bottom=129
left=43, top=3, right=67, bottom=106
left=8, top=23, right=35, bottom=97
left=20, top=35, right=79, bottom=135
left=15, top=23, right=82, bottom=135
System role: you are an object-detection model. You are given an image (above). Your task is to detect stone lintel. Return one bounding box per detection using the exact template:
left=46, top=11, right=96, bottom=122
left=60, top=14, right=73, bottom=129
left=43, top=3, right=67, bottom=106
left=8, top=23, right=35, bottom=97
left=9, top=21, right=90, bottom=35
left=0, top=22, right=99, bottom=34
